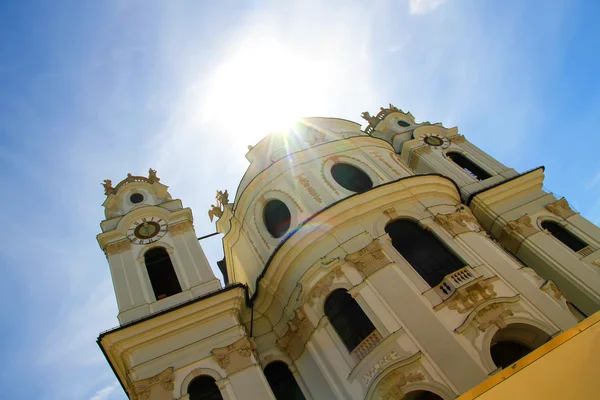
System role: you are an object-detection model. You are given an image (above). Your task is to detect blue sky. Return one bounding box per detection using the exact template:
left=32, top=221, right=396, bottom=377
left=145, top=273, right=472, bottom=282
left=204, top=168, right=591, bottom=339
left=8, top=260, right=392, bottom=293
left=0, top=1, right=599, bottom=399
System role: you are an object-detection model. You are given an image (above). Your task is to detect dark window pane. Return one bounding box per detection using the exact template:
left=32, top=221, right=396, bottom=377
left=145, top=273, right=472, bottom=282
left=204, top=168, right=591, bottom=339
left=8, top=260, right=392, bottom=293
left=264, top=362, right=306, bottom=400
left=404, top=391, right=444, bottom=400
left=264, top=200, right=291, bottom=238
left=144, top=247, right=182, bottom=300
left=386, top=219, right=464, bottom=287
left=324, top=289, right=375, bottom=351
left=331, top=163, right=373, bottom=193
left=490, top=341, right=533, bottom=369
left=130, top=193, right=144, bottom=203
left=541, top=220, right=588, bottom=252
left=188, top=376, right=223, bottom=400
left=447, top=152, right=491, bottom=181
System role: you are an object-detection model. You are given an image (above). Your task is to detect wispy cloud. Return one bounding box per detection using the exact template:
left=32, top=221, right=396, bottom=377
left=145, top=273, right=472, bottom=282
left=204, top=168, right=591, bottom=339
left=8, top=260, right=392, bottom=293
left=409, top=0, right=450, bottom=15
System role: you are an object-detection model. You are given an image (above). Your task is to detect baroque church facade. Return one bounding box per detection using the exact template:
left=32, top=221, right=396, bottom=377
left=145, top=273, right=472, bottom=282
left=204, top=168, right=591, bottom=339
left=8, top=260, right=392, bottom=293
left=97, top=105, right=600, bottom=400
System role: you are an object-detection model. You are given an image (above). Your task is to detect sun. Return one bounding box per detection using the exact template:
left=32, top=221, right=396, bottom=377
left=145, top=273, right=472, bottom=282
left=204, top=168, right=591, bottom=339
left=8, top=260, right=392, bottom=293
left=201, top=37, right=332, bottom=143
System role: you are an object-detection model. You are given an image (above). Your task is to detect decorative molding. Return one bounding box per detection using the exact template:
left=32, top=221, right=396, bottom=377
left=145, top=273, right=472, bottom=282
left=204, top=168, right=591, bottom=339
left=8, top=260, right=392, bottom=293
left=328, top=154, right=385, bottom=181
left=370, top=150, right=402, bottom=176
left=383, top=208, right=399, bottom=220
left=540, top=280, right=569, bottom=314
left=168, top=221, right=192, bottom=236
left=211, top=336, right=257, bottom=375
left=105, top=240, right=132, bottom=256
left=450, top=135, right=466, bottom=144
left=258, top=190, right=304, bottom=213
left=500, top=215, right=538, bottom=253
left=277, top=308, right=315, bottom=361
left=377, top=369, right=425, bottom=400
left=545, top=197, right=577, bottom=219
left=446, top=280, right=497, bottom=314
left=320, top=162, right=341, bottom=195
left=409, top=145, right=432, bottom=166
left=103, top=168, right=161, bottom=196
left=475, top=303, right=514, bottom=332
left=434, top=207, right=482, bottom=237
left=304, top=266, right=345, bottom=305
left=363, top=350, right=401, bottom=386
left=294, top=173, right=323, bottom=204
left=345, top=240, right=392, bottom=277
left=304, top=126, right=328, bottom=145
left=251, top=217, right=270, bottom=249
left=132, top=367, right=174, bottom=400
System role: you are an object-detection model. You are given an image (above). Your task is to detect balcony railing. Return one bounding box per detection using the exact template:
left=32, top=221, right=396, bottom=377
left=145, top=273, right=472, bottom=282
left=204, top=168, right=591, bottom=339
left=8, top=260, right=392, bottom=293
left=351, top=330, right=383, bottom=360
left=435, top=266, right=480, bottom=301
left=577, top=245, right=597, bottom=258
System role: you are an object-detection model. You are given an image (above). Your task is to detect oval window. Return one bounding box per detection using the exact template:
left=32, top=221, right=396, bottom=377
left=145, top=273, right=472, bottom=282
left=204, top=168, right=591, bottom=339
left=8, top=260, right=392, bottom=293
left=331, top=163, right=373, bottom=193
left=264, top=200, right=291, bottom=238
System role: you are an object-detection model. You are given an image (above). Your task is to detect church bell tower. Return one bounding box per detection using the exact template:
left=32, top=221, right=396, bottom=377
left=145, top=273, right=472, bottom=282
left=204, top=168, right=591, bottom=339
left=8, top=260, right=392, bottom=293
left=97, top=169, right=221, bottom=324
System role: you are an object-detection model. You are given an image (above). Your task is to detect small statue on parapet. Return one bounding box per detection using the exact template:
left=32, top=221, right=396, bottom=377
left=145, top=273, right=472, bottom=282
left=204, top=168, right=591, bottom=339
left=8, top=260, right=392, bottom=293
left=148, top=168, right=160, bottom=183
left=102, top=179, right=114, bottom=195
left=209, top=189, right=229, bottom=222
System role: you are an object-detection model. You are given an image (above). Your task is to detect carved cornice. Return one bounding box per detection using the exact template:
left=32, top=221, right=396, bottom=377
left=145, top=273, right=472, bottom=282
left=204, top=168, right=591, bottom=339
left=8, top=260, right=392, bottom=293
left=500, top=215, right=538, bottom=253
left=168, top=221, right=192, bottom=236
left=105, top=240, right=131, bottom=256
left=545, top=197, right=576, bottom=219
left=304, top=266, right=344, bottom=305
left=450, top=134, right=466, bottom=144
left=211, top=336, right=257, bottom=375
left=435, top=207, right=482, bottom=237
left=409, top=145, right=432, bottom=166
left=276, top=307, right=315, bottom=361
left=345, top=240, right=392, bottom=277
left=363, top=349, right=401, bottom=386
left=131, top=367, right=174, bottom=400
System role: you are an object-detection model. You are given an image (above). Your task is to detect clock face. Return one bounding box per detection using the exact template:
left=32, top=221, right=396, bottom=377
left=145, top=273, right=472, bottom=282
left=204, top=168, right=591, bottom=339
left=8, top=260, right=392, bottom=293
left=421, top=133, right=450, bottom=149
left=127, top=217, right=167, bottom=245
left=424, top=136, right=444, bottom=146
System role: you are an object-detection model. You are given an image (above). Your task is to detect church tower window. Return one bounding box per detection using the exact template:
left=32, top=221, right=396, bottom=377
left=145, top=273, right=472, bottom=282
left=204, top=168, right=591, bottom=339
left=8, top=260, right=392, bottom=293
left=324, top=289, right=376, bottom=352
left=144, top=247, right=182, bottom=300
left=386, top=219, right=464, bottom=287
left=541, top=220, right=588, bottom=252
left=447, top=152, right=491, bottom=181
left=188, top=375, right=223, bottom=400
left=264, top=361, right=306, bottom=400
left=331, top=163, right=373, bottom=193
left=264, top=200, right=291, bottom=238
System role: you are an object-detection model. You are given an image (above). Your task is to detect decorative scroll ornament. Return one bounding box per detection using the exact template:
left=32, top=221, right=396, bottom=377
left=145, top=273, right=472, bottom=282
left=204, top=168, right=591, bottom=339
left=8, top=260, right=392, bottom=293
left=208, top=189, right=229, bottom=222
left=345, top=240, right=392, bottom=277
left=304, top=266, right=345, bottom=305
left=446, top=280, right=497, bottom=314
left=435, top=207, right=482, bottom=237
left=500, top=215, right=538, bottom=253
left=211, top=336, right=257, bottom=374
left=131, top=367, right=174, bottom=400
left=545, top=197, right=576, bottom=219
left=475, top=303, right=514, bottom=331
left=277, top=307, right=315, bottom=361
left=294, top=173, right=323, bottom=203
left=377, top=369, right=425, bottom=400
left=363, top=350, right=401, bottom=386
left=105, top=240, right=132, bottom=256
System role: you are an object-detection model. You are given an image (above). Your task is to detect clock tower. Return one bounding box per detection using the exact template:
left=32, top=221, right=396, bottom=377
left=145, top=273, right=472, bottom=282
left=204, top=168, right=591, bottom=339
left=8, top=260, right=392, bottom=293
left=97, top=169, right=221, bottom=325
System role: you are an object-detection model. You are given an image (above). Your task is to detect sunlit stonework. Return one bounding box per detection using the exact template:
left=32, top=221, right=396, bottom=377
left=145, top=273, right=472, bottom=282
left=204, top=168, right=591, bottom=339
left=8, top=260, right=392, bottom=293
left=97, top=106, right=600, bottom=399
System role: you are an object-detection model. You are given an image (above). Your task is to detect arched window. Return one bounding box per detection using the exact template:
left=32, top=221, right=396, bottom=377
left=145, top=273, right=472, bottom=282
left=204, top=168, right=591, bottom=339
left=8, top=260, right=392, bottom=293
left=188, top=375, right=223, bottom=400
left=541, top=220, right=588, bottom=252
left=144, top=247, right=182, bottom=300
left=331, top=163, right=373, bottom=193
left=264, top=200, right=291, bottom=238
left=385, top=219, right=464, bottom=287
left=490, top=323, right=550, bottom=369
left=447, top=152, right=491, bottom=181
left=324, top=289, right=376, bottom=352
left=264, top=361, right=306, bottom=400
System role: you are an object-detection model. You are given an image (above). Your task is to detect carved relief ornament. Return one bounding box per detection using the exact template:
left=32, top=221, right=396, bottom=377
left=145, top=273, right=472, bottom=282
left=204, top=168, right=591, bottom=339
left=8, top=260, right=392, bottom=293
left=408, top=146, right=432, bottom=167
left=500, top=215, right=538, bottom=253
left=105, top=240, right=132, bottom=256
left=434, top=207, right=482, bottom=237
left=294, top=173, right=323, bottom=203
left=446, top=280, right=497, bottom=314
left=131, top=367, right=174, bottom=400
left=363, top=349, right=401, bottom=386
left=345, top=240, right=392, bottom=277
left=545, top=197, right=576, bottom=219
left=277, top=307, right=315, bottom=361
left=211, top=336, right=257, bottom=375
left=304, top=266, right=345, bottom=305
left=475, top=302, right=514, bottom=332
left=376, top=369, right=425, bottom=400
left=168, top=220, right=193, bottom=236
